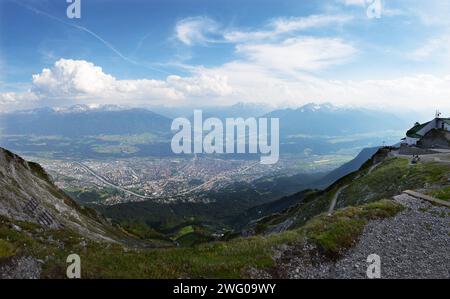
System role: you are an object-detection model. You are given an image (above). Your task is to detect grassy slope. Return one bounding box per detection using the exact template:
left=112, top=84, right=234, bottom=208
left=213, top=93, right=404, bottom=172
left=253, top=155, right=450, bottom=233
left=337, top=157, right=450, bottom=208
left=428, top=186, right=450, bottom=202
left=0, top=200, right=403, bottom=278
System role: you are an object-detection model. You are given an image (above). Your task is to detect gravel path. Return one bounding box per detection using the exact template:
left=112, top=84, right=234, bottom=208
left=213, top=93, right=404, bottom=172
left=0, top=256, right=42, bottom=279
left=266, top=194, right=450, bottom=279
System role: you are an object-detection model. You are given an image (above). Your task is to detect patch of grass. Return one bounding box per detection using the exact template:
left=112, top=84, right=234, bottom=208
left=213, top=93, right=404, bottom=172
left=28, top=161, right=51, bottom=181
left=361, top=199, right=406, bottom=219
left=419, top=207, right=429, bottom=213
left=173, top=225, right=195, bottom=240
left=121, top=221, right=169, bottom=242
left=256, top=189, right=331, bottom=231
left=0, top=239, right=15, bottom=258
left=175, top=232, right=214, bottom=247
left=428, top=186, right=450, bottom=202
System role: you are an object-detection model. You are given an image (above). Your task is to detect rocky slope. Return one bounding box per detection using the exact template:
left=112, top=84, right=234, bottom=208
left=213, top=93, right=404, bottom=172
left=0, top=147, right=115, bottom=242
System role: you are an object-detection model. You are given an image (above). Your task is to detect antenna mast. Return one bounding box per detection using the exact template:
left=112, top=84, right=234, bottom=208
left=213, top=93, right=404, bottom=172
left=435, top=110, right=441, bottom=118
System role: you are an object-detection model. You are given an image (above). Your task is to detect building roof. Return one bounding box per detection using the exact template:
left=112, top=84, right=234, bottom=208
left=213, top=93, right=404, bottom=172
left=406, top=121, right=430, bottom=138
left=406, top=117, right=450, bottom=138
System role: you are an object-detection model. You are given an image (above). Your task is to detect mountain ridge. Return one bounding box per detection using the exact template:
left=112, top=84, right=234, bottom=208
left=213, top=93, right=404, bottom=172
left=0, top=107, right=172, bottom=137
left=265, top=103, right=411, bottom=137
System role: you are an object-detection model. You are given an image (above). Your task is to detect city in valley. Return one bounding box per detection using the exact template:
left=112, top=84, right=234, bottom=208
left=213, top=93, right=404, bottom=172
left=32, top=154, right=351, bottom=205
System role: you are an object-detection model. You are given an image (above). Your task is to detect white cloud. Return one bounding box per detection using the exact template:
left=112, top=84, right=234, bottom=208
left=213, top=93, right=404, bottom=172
left=0, top=59, right=233, bottom=112
left=175, top=16, right=221, bottom=45
left=167, top=73, right=232, bottom=97
left=310, top=74, right=450, bottom=111
left=225, top=14, right=352, bottom=42
left=402, top=0, right=450, bottom=26
left=32, top=59, right=116, bottom=96
left=272, top=15, right=353, bottom=32
left=339, top=0, right=366, bottom=7
left=0, top=91, right=37, bottom=104
left=236, top=37, right=357, bottom=72
left=3, top=57, right=450, bottom=114
left=30, top=59, right=183, bottom=105
left=337, top=0, right=405, bottom=18
left=409, top=36, right=450, bottom=61
left=0, top=91, right=39, bottom=112
left=175, top=14, right=353, bottom=45
left=189, top=62, right=450, bottom=112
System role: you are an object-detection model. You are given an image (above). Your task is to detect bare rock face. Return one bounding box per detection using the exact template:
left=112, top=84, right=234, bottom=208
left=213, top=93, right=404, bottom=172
left=0, top=147, right=114, bottom=242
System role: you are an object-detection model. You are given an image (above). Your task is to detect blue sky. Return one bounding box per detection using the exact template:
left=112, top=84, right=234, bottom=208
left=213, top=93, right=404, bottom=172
left=1, top=0, right=450, bottom=113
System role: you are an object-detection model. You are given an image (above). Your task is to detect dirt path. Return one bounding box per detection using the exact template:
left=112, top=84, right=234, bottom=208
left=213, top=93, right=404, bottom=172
left=367, top=162, right=381, bottom=175
left=327, top=161, right=390, bottom=213
left=328, top=185, right=349, bottom=214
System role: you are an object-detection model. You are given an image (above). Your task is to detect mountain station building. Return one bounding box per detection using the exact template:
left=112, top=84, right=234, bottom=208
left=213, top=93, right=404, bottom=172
left=403, top=116, right=450, bottom=146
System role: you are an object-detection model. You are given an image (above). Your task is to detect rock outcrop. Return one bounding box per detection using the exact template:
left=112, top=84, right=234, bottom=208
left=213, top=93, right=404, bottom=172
left=0, top=147, right=114, bottom=242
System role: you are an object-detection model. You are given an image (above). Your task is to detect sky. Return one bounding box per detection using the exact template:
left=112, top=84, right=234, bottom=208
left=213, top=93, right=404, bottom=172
left=1, top=0, right=450, bottom=114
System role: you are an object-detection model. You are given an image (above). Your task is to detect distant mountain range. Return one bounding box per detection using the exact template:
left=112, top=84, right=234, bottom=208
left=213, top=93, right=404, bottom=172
left=0, top=103, right=414, bottom=158
left=0, top=105, right=172, bottom=137
left=154, top=102, right=273, bottom=119
left=266, top=103, right=410, bottom=138
left=0, top=103, right=412, bottom=137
